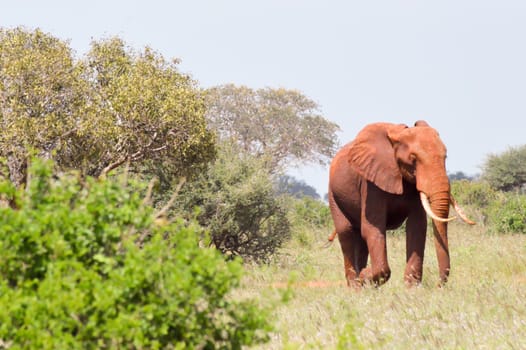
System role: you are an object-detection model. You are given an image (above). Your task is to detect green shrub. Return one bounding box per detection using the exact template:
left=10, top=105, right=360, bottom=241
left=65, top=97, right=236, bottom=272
left=286, top=196, right=332, bottom=246
left=450, top=180, right=498, bottom=226
left=175, top=142, right=290, bottom=262
left=451, top=180, right=497, bottom=209
left=451, top=179, right=526, bottom=233
left=487, top=193, right=526, bottom=234
left=291, top=196, right=331, bottom=228
left=0, top=158, right=270, bottom=349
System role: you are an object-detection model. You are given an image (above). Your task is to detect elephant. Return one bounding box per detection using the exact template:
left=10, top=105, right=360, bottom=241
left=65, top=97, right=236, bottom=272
left=328, top=121, right=474, bottom=287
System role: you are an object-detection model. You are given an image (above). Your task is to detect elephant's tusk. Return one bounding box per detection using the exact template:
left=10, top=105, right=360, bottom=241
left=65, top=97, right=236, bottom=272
left=419, top=192, right=457, bottom=223
left=450, top=195, right=476, bottom=225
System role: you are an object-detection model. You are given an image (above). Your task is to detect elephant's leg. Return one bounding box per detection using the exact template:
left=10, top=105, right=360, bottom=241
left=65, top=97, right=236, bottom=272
left=358, top=185, right=390, bottom=286
left=358, top=224, right=390, bottom=286
left=329, top=191, right=367, bottom=287
left=404, top=204, right=427, bottom=286
left=337, top=229, right=368, bottom=287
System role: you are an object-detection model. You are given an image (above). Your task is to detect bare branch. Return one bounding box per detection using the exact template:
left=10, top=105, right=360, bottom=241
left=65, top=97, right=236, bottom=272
left=150, top=145, right=167, bottom=153
left=154, top=177, right=186, bottom=219
left=142, top=177, right=157, bottom=205
left=99, top=155, right=127, bottom=178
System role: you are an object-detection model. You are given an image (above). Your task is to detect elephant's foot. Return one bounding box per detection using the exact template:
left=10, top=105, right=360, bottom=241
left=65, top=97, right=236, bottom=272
left=435, top=268, right=450, bottom=287
left=358, top=266, right=391, bottom=287
left=436, top=276, right=449, bottom=288
left=344, top=266, right=363, bottom=289
left=404, top=276, right=422, bottom=288
left=404, top=266, right=423, bottom=287
left=345, top=277, right=364, bottom=290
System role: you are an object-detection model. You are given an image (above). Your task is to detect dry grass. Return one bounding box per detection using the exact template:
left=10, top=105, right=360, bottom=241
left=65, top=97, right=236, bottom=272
left=239, top=222, right=526, bottom=349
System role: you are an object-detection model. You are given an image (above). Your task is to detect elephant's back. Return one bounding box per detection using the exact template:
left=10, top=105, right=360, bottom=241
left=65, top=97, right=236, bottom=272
left=329, top=144, right=362, bottom=223
left=329, top=141, right=353, bottom=182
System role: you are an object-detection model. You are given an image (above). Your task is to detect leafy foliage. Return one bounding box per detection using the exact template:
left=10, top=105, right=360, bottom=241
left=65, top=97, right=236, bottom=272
left=0, top=28, right=215, bottom=187
left=451, top=180, right=497, bottom=226
left=452, top=179, right=526, bottom=234
left=286, top=196, right=332, bottom=246
left=175, top=142, right=290, bottom=262
left=289, top=196, right=331, bottom=229
left=487, top=193, right=526, bottom=234
left=481, top=145, right=526, bottom=192
left=0, top=158, right=270, bottom=349
left=451, top=180, right=497, bottom=209
left=205, top=84, right=340, bottom=172
left=0, top=28, right=88, bottom=186
left=83, top=37, right=215, bottom=179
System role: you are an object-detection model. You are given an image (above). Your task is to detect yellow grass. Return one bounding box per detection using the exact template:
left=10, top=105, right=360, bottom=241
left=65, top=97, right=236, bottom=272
left=240, top=222, right=526, bottom=349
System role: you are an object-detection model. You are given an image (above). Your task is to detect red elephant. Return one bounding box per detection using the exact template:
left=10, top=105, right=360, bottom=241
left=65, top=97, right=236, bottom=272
left=328, top=121, right=474, bottom=287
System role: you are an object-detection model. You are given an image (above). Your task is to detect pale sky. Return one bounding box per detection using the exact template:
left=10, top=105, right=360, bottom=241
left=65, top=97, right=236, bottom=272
left=2, top=1, right=526, bottom=196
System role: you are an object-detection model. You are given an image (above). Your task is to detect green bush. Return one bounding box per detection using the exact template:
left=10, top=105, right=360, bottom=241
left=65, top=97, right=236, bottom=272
left=286, top=196, right=332, bottom=246
left=487, top=193, right=526, bottom=234
left=451, top=179, right=526, bottom=234
left=291, top=196, right=331, bottom=228
left=451, top=180, right=497, bottom=209
left=0, top=158, right=270, bottom=349
left=175, top=142, right=290, bottom=262
left=450, top=180, right=498, bottom=226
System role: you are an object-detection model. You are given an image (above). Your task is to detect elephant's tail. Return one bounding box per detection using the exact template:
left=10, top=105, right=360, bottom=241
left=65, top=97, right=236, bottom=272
left=328, top=229, right=337, bottom=242
left=322, top=230, right=337, bottom=249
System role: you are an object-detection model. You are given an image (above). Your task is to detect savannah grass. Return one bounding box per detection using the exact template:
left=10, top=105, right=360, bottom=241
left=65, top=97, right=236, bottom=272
left=240, top=222, right=526, bottom=349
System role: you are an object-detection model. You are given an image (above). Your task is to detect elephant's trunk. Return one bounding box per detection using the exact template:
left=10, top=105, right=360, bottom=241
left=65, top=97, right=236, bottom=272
left=419, top=192, right=455, bottom=222
left=429, top=190, right=452, bottom=285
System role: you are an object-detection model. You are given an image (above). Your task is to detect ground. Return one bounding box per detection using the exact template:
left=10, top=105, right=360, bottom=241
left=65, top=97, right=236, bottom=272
left=239, top=222, right=526, bottom=349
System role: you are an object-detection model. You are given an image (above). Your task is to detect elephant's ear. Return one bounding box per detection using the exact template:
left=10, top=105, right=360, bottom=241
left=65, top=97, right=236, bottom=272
left=414, top=120, right=430, bottom=127
left=348, top=123, right=408, bottom=195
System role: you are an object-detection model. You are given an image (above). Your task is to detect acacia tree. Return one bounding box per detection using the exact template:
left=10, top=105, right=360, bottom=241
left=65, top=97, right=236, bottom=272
left=0, top=28, right=88, bottom=186
left=482, top=145, right=526, bottom=192
left=205, top=84, right=340, bottom=172
left=83, top=38, right=215, bottom=179
left=0, top=28, right=215, bottom=188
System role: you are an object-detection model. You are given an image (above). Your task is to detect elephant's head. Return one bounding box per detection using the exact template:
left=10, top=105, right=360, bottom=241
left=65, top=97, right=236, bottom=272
left=347, top=120, right=473, bottom=224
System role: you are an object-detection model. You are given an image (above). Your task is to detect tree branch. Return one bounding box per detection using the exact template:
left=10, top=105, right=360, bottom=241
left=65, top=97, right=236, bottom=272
left=154, top=177, right=186, bottom=219
left=99, top=156, right=127, bottom=178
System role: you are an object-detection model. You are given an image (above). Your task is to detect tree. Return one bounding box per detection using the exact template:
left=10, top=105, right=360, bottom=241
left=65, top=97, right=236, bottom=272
left=205, top=84, right=340, bottom=172
left=448, top=171, right=474, bottom=181
left=276, top=175, right=320, bottom=199
left=0, top=28, right=215, bottom=188
left=482, top=145, right=526, bottom=192
left=0, top=28, right=88, bottom=187
left=174, top=141, right=290, bottom=262
left=83, top=37, right=215, bottom=180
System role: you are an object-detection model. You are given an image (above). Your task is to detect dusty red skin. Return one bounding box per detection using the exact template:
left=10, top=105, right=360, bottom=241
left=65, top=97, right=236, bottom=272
left=327, top=121, right=471, bottom=288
